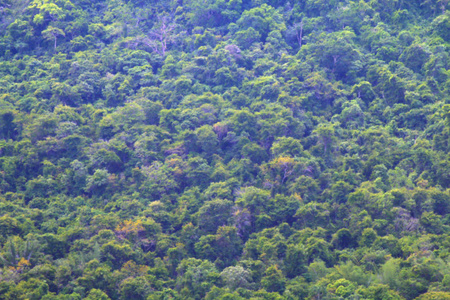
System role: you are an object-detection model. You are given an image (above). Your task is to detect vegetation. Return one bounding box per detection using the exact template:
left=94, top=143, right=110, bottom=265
left=0, top=0, right=450, bottom=299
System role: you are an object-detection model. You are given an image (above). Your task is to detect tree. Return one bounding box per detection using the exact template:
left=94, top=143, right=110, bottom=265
left=285, top=244, right=307, bottom=278
left=235, top=27, right=261, bottom=49
left=267, top=156, right=297, bottom=185
left=271, top=137, right=304, bottom=158
left=431, top=13, right=450, bottom=41
left=416, top=292, right=450, bottom=300
left=331, top=228, right=355, bottom=249
left=294, top=202, right=330, bottom=229
left=214, top=226, right=243, bottom=266
left=85, top=169, right=110, bottom=195
left=261, top=265, right=286, bottom=293
left=330, top=181, right=353, bottom=204
left=312, top=124, right=337, bottom=164
left=400, top=43, right=431, bottom=73
left=139, top=15, right=177, bottom=57
left=300, top=29, right=359, bottom=79
left=84, top=289, right=111, bottom=300
left=359, top=228, right=378, bottom=247
left=289, top=19, right=304, bottom=48
left=42, top=26, right=65, bottom=50
left=220, top=265, right=252, bottom=291
left=196, top=125, right=219, bottom=155
left=0, top=109, right=18, bottom=140
left=176, top=259, right=219, bottom=299
left=196, top=199, right=233, bottom=234
left=379, top=258, right=401, bottom=291
left=235, top=4, right=286, bottom=41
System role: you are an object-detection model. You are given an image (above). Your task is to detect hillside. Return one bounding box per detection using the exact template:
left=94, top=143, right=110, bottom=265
left=1, top=0, right=450, bottom=299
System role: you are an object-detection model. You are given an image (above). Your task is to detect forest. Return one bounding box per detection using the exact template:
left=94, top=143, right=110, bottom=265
left=0, top=0, right=450, bottom=299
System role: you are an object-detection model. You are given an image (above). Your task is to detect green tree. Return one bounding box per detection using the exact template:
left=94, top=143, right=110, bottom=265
left=220, top=265, right=252, bottom=291
left=261, top=265, right=286, bottom=293
left=42, top=26, right=65, bottom=50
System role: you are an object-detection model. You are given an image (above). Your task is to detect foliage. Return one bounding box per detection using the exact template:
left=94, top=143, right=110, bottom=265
left=0, top=0, right=449, bottom=299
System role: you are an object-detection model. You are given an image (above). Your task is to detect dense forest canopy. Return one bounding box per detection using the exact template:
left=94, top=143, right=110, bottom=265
left=0, top=0, right=450, bottom=299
